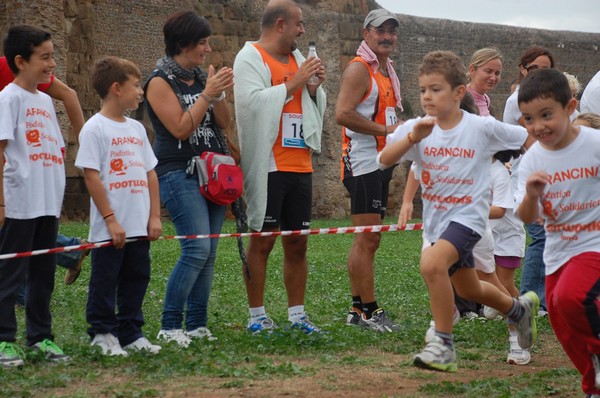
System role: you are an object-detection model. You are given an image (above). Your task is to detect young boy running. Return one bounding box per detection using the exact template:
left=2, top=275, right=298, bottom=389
left=516, top=68, right=600, bottom=397
left=75, top=56, right=162, bottom=356
left=378, top=50, right=538, bottom=372
left=0, top=25, right=70, bottom=367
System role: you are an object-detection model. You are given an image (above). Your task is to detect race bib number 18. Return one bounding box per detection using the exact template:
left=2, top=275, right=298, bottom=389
left=282, top=113, right=306, bottom=148
left=385, top=106, right=398, bottom=126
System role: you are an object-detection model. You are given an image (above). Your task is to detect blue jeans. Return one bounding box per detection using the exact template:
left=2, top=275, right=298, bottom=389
left=56, top=234, right=83, bottom=270
left=520, top=222, right=547, bottom=311
left=159, top=169, right=225, bottom=330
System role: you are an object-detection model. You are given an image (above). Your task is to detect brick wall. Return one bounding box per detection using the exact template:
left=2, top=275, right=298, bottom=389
left=2, top=0, right=600, bottom=219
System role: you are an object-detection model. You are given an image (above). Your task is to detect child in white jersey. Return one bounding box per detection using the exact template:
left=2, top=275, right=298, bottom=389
left=0, top=25, right=70, bottom=367
left=75, top=57, right=162, bottom=356
left=516, top=68, right=600, bottom=397
left=487, top=150, right=529, bottom=365
left=378, top=50, right=538, bottom=372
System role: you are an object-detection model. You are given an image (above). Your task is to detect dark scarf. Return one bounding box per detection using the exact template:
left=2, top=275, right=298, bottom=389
left=156, top=56, right=206, bottom=83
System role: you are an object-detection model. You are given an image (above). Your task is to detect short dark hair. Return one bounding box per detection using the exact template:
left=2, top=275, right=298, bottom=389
left=519, top=46, right=555, bottom=69
left=518, top=68, right=572, bottom=107
left=92, top=56, right=141, bottom=99
left=419, top=51, right=468, bottom=89
left=2, top=24, right=52, bottom=75
left=163, top=11, right=211, bottom=57
left=261, top=4, right=293, bottom=29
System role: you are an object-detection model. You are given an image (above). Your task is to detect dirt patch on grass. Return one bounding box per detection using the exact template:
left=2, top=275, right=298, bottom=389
left=55, top=333, right=577, bottom=398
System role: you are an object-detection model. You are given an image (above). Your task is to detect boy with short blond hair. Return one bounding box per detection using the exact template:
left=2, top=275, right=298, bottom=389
left=0, top=25, right=69, bottom=367
left=76, top=56, right=162, bottom=356
left=516, top=68, right=600, bottom=396
left=378, top=50, right=538, bottom=372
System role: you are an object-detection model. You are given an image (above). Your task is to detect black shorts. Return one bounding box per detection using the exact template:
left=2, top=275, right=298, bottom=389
left=262, top=171, right=312, bottom=230
left=437, top=221, right=482, bottom=276
left=343, top=167, right=394, bottom=218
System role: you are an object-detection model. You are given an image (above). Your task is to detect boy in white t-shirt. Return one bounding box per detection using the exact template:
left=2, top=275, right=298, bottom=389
left=516, top=68, right=600, bottom=397
left=75, top=57, right=162, bottom=356
left=0, top=25, right=70, bottom=367
left=378, top=50, right=538, bottom=372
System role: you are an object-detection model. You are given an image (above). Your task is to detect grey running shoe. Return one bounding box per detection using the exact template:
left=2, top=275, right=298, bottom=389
left=359, top=308, right=400, bottom=332
left=515, top=291, right=540, bottom=349
left=413, top=335, right=457, bottom=372
left=346, top=307, right=362, bottom=326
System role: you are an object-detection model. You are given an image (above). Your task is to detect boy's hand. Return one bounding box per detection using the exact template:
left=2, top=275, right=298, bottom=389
left=412, top=117, right=437, bottom=141
left=398, top=202, right=413, bottom=228
left=525, top=171, right=550, bottom=200
left=0, top=206, right=4, bottom=227
left=105, top=217, right=126, bottom=249
left=147, top=216, right=162, bottom=241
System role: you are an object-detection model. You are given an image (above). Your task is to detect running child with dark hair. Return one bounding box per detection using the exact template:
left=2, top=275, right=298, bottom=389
left=516, top=68, right=600, bottom=397
left=378, top=50, right=538, bottom=372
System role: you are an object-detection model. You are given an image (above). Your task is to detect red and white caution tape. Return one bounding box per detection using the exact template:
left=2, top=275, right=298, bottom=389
left=0, top=223, right=423, bottom=260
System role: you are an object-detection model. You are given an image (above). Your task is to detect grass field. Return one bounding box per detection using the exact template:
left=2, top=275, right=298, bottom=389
left=1, top=219, right=580, bottom=397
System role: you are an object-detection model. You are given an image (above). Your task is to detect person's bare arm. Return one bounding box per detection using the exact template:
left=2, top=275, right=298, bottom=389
left=398, top=168, right=420, bottom=227
left=45, top=78, right=85, bottom=138
left=517, top=171, right=549, bottom=224
left=146, top=169, right=162, bottom=241
left=0, top=140, right=6, bottom=226
left=146, top=66, right=233, bottom=141
left=336, top=62, right=401, bottom=136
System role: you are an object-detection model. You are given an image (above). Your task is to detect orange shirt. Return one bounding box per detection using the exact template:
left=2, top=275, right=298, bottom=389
left=253, top=44, right=312, bottom=173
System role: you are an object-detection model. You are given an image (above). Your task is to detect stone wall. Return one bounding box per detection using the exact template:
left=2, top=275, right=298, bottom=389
left=2, top=0, right=600, bottom=219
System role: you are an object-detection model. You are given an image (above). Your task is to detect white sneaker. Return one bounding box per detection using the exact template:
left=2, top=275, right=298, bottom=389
left=157, top=329, right=192, bottom=348
left=91, top=333, right=128, bottom=357
left=123, top=337, right=161, bottom=354
left=186, top=327, right=217, bottom=341
left=425, top=306, right=461, bottom=343
left=483, top=305, right=502, bottom=320
left=507, top=335, right=531, bottom=365
left=413, top=335, right=457, bottom=372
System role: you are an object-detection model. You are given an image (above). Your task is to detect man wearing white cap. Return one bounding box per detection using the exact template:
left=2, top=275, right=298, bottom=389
left=335, top=8, right=403, bottom=332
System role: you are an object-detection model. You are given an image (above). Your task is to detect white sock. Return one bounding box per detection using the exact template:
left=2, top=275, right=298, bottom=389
left=249, top=306, right=266, bottom=322
left=288, top=305, right=305, bottom=322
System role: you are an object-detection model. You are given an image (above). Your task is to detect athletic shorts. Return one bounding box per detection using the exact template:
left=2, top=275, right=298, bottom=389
left=343, top=167, right=394, bottom=217
left=495, top=255, right=522, bottom=269
left=436, top=222, right=482, bottom=276
left=262, top=171, right=312, bottom=231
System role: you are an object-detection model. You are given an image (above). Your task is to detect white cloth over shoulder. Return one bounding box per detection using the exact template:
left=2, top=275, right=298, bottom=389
left=233, top=41, right=326, bottom=231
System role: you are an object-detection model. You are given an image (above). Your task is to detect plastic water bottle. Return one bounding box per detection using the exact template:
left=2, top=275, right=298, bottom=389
left=307, top=41, right=320, bottom=85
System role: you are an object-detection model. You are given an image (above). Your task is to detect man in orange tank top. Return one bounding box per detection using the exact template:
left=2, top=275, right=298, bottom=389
left=335, top=9, right=403, bottom=332
left=233, top=0, right=326, bottom=335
